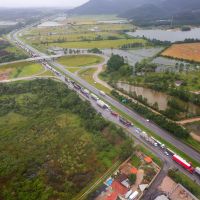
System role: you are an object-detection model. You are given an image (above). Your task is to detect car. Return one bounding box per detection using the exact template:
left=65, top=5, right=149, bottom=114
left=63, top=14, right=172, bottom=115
left=164, top=151, right=169, bottom=156
left=99, top=90, right=106, bottom=96
left=153, top=142, right=158, bottom=147
left=110, top=111, right=118, bottom=117
left=146, top=119, right=150, bottom=122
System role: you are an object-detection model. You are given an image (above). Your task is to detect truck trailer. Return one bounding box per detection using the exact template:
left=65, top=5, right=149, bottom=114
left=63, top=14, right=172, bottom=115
left=91, top=93, right=99, bottom=101
left=97, top=100, right=108, bottom=109
left=172, top=155, right=194, bottom=173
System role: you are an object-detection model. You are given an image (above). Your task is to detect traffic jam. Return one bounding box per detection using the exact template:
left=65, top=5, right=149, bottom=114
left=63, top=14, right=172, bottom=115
left=66, top=78, right=200, bottom=178
left=12, top=35, right=200, bottom=179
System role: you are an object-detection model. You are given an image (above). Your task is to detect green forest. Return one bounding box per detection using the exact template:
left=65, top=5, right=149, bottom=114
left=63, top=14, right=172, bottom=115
left=0, top=79, right=133, bottom=200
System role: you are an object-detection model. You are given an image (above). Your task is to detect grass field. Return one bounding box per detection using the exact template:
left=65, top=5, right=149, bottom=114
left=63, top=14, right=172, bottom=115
left=0, top=80, right=132, bottom=200
left=78, top=67, right=111, bottom=94
left=161, top=43, right=200, bottom=62
left=0, top=61, right=44, bottom=80
left=51, top=38, right=146, bottom=49
left=57, top=55, right=104, bottom=67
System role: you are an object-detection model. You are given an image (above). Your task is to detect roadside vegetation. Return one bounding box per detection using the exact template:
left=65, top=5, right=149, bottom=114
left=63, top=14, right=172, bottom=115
left=51, top=38, right=146, bottom=49
left=0, top=61, right=44, bottom=80
left=0, top=79, right=134, bottom=200
left=0, top=38, right=28, bottom=63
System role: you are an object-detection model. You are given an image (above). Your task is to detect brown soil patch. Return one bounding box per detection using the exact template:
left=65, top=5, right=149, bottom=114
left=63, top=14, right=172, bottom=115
left=0, top=68, right=12, bottom=80
left=159, top=176, right=176, bottom=193
left=190, top=132, right=200, bottom=142
left=161, top=43, right=200, bottom=62
left=131, top=169, right=144, bottom=191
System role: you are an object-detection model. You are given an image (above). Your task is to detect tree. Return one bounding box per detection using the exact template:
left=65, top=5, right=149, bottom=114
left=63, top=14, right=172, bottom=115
left=107, top=54, right=124, bottom=71
left=119, top=140, right=134, bottom=160
left=129, top=174, right=137, bottom=185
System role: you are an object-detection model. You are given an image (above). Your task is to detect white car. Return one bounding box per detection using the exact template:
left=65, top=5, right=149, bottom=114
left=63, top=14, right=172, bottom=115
left=164, top=151, right=169, bottom=156
left=154, top=142, right=158, bottom=147
left=99, top=90, right=106, bottom=96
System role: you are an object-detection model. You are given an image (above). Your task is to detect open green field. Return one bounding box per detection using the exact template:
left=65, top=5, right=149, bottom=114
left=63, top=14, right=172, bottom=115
left=51, top=38, right=146, bottom=49
left=78, top=67, right=111, bottom=94
left=0, top=79, right=132, bottom=200
left=0, top=61, right=44, bottom=79
left=57, top=55, right=104, bottom=67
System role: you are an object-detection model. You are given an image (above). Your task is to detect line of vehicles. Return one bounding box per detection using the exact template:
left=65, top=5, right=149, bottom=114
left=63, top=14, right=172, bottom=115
left=12, top=32, right=200, bottom=180
left=139, top=131, right=200, bottom=176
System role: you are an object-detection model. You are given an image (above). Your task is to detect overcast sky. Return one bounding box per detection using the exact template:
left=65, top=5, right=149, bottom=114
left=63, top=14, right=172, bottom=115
left=1, top=0, right=89, bottom=8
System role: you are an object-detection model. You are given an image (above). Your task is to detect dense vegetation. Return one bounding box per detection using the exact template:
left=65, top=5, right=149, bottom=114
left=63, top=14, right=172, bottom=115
left=0, top=79, right=133, bottom=200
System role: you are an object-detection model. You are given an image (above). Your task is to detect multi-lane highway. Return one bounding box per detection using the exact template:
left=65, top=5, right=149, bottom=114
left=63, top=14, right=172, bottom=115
left=7, top=22, right=200, bottom=196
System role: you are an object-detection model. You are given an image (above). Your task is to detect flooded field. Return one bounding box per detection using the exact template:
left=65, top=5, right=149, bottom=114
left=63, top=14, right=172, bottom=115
left=103, top=48, right=163, bottom=66
left=116, top=82, right=200, bottom=116
left=127, top=28, right=200, bottom=42
left=0, top=21, right=18, bottom=26
left=38, top=21, right=63, bottom=27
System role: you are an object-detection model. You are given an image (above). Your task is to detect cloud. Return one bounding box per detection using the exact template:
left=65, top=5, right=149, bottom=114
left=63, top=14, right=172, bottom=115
left=1, top=0, right=89, bottom=8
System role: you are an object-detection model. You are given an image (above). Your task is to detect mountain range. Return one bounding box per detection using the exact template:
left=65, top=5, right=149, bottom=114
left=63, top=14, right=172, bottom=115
left=71, top=0, right=200, bottom=26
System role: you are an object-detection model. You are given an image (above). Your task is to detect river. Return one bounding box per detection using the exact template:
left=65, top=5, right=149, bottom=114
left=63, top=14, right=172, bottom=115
left=116, top=82, right=200, bottom=116
left=127, top=28, right=200, bottom=42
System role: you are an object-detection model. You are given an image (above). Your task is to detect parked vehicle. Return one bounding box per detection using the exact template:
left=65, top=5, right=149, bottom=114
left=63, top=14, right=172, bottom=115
left=125, top=190, right=133, bottom=199
left=99, top=90, right=106, bottom=96
left=72, top=82, right=82, bottom=90
left=91, top=93, right=99, bottom=101
left=81, top=88, right=90, bottom=98
left=110, top=111, right=118, bottom=117
left=172, top=155, right=194, bottom=173
left=195, top=167, right=200, bottom=176
left=97, top=100, right=109, bottom=109
left=128, top=191, right=139, bottom=200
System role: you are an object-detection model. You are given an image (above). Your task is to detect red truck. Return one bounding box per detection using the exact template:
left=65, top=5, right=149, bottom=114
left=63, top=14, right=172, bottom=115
left=172, top=155, right=194, bottom=173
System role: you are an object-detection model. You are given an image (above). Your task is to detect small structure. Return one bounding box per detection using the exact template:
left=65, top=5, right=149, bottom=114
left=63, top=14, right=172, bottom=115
left=121, top=179, right=131, bottom=189
left=111, top=180, right=128, bottom=196
left=105, top=191, right=118, bottom=200
left=139, top=184, right=148, bottom=192
left=144, top=157, right=152, bottom=164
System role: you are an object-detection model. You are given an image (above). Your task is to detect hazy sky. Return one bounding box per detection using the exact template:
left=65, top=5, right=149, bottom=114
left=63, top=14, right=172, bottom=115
left=1, top=0, right=89, bottom=8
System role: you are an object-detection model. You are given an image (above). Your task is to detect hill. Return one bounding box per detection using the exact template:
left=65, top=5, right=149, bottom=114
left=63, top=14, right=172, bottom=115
left=71, top=0, right=200, bottom=26
left=70, top=0, right=161, bottom=15
left=120, top=0, right=200, bottom=26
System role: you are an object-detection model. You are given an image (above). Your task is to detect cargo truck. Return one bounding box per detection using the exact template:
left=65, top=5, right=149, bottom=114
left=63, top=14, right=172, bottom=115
left=172, top=155, right=194, bottom=173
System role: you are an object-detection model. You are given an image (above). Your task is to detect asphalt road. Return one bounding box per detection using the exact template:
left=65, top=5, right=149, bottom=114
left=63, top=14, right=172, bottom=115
left=7, top=23, right=200, bottom=196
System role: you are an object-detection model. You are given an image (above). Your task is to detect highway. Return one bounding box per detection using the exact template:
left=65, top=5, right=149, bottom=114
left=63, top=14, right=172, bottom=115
left=7, top=22, right=200, bottom=196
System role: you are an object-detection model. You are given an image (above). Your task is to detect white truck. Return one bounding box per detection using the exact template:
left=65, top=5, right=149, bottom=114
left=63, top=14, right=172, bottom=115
left=195, top=167, right=200, bottom=176
left=91, top=93, right=99, bottom=101
left=99, top=90, right=106, bottom=96
left=97, top=100, right=110, bottom=109
left=125, top=190, right=133, bottom=199
left=128, top=191, right=139, bottom=200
